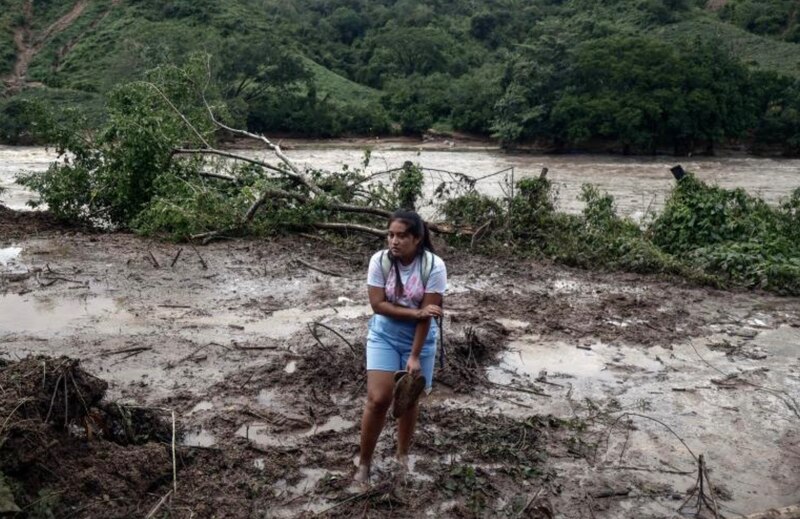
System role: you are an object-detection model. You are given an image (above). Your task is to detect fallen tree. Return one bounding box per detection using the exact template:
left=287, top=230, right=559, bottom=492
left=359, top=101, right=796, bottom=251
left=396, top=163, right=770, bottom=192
left=14, top=54, right=800, bottom=295
left=18, top=54, right=469, bottom=243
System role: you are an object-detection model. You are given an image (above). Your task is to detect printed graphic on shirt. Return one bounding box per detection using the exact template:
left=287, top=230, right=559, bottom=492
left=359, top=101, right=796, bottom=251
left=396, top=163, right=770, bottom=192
left=366, top=250, right=447, bottom=309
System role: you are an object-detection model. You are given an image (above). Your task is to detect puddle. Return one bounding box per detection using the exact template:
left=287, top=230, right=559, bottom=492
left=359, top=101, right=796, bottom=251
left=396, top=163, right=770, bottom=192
left=488, top=336, right=664, bottom=402
left=177, top=304, right=372, bottom=341
left=236, top=416, right=355, bottom=448
left=0, top=294, right=143, bottom=336
left=0, top=246, right=22, bottom=266
left=0, top=293, right=369, bottom=341
left=182, top=428, right=216, bottom=448
left=0, top=246, right=26, bottom=274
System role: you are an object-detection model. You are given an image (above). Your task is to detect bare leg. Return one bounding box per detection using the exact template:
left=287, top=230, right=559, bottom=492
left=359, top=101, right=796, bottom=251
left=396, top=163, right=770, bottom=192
left=355, top=370, right=394, bottom=483
left=396, top=398, right=421, bottom=467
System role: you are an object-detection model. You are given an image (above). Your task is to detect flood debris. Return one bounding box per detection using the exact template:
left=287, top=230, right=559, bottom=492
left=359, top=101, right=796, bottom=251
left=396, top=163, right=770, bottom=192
left=0, top=356, right=176, bottom=517
left=678, top=454, right=723, bottom=519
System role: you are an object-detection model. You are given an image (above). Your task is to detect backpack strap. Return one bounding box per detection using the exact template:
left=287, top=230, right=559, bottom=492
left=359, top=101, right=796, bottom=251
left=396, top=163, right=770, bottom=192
left=382, top=249, right=435, bottom=288
left=420, top=250, right=434, bottom=288
left=380, top=250, right=392, bottom=282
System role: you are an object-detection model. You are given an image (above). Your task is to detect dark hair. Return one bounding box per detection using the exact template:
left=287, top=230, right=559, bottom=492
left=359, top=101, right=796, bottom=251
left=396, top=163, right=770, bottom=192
left=387, top=209, right=434, bottom=297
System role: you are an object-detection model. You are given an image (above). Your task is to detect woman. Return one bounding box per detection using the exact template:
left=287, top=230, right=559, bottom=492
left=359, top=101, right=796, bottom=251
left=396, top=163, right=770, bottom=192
left=354, top=209, right=447, bottom=484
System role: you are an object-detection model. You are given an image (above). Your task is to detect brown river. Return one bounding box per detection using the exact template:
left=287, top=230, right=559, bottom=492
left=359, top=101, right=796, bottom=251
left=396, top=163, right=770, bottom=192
left=2, top=144, right=799, bottom=220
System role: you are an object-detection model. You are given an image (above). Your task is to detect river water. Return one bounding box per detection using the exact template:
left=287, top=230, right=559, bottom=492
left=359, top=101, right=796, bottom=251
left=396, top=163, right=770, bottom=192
left=2, top=144, right=799, bottom=220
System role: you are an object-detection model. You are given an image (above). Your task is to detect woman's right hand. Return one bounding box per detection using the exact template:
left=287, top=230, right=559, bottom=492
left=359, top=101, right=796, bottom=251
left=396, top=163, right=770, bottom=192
left=416, top=304, right=443, bottom=320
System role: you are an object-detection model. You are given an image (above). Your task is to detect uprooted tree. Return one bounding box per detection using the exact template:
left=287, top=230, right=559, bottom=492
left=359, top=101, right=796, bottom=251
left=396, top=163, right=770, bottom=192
left=14, top=53, right=800, bottom=295
left=17, top=54, right=465, bottom=242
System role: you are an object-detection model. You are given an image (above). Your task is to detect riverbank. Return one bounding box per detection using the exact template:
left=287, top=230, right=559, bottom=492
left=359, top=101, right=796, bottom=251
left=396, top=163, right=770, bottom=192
left=1, top=210, right=798, bottom=517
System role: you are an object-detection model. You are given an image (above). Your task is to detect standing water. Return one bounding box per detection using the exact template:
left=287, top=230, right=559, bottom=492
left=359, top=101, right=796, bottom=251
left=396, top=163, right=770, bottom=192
left=2, top=144, right=799, bottom=220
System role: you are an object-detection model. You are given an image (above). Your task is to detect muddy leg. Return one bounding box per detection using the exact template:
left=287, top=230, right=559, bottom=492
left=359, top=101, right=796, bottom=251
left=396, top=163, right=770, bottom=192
left=356, top=370, right=394, bottom=483
left=396, top=399, right=420, bottom=468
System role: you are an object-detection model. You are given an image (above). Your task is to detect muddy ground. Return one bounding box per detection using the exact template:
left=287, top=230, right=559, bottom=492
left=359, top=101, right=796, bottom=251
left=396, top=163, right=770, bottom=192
left=1, top=206, right=799, bottom=518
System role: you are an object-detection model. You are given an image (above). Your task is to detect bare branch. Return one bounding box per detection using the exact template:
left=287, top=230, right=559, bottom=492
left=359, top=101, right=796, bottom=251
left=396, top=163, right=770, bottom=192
left=329, top=203, right=391, bottom=219
left=198, top=171, right=236, bottom=182
left=313, top=222, right=386, bottom=238
left=245, top=188, right=307, bottom=222
left=140, top=81, right=211, bottom=149
left=173, top=148, right=284, bottom=175
left=201, top=96, right=325, bottom=197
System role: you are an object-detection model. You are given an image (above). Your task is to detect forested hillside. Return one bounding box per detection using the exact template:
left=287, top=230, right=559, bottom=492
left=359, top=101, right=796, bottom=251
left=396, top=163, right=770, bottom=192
left=1, top=0, right=799, bottom=154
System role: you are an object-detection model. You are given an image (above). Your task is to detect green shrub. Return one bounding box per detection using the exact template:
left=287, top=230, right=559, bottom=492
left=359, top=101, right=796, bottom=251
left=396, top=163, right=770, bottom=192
left=650, top=173, right=800, bottom=291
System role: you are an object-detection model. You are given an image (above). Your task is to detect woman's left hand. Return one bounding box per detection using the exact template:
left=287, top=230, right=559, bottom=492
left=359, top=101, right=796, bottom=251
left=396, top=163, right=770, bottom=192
left=405, top=355, right=421, bottom=377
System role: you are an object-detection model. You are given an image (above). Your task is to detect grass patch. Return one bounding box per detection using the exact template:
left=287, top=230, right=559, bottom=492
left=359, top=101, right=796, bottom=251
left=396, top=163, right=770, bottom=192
left=657, top=17, right=800, bottom=78
left=299, top=55, right=381, bottom=107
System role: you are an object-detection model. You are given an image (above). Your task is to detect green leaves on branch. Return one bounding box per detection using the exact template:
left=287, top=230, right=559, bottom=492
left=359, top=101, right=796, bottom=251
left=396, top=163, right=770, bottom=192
left=442, top=172, right=799, bottom=295
left=652, top=175, right=800, bottom=293
left=19, top=55, right=214, bottom=225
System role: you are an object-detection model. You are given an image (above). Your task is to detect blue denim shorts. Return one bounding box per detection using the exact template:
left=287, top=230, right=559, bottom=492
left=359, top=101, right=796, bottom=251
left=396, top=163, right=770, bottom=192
left=366, top=314, right=438, bottom=390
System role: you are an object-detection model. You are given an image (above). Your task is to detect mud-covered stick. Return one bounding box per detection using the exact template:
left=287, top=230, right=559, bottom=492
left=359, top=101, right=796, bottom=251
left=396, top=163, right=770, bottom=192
left=170, top=247, right=183, bottom=268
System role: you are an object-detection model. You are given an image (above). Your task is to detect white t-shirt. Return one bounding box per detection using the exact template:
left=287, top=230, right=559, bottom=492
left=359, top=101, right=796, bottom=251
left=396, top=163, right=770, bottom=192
left=367, top=250, right=447, bottom=309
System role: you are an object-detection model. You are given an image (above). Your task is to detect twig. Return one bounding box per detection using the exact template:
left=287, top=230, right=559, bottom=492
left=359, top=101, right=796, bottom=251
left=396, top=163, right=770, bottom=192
left=314, top=483, right=389, bottom=516
left=63, top=374, right=68, bottom=428
left=190, top=245, right=208, bottom=269
left=600, top=412, right=697, bottom=464
left=492, top=393, right=536, bottom=409
left=306, top=323, right=335, bottom=359
left=0, top=398, right=34, bottom=440
left=173, top=148, right=284, bottom=174
left=142, top=81, right=211, bottom=148
left=102, top=346, right=151, bottom=357
left=232, top=342, right=277, bottom=351
left=172, top=410, right=177, bottom=494
left=470, top=219, right=493, bottom=249
left=148, top=251, right=160, bottom=269
left=517, top=487, right=544, bottom=518
left=168, top=343, right=212, bottom=368
left=44, top=373, right=64, bottom=423
left=678, top=454, right=720, bottom=519
left=486, top=380, right=550, bottom=397
left=596, top=465, right=692, bottom=475
left=313, top=221, right=386, bottom=238
left=293, top=258, right=344, bottom=277
left=310, top=322, right=357, bottom=357
left=145, top=489, right=173, bottom=519
left=690, top=343, right=800, bottom=420
left=170, top=248, right=183, bottom=268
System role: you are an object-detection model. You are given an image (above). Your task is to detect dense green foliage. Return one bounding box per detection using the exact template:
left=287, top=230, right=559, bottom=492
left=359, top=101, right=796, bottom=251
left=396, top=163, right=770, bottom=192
left=719, top=0, right=800, bottom=42
left=2, top=0, right=800, bottom=153
left=443, top=174, right=800, bottom=295
left=651, top=175, right=800, bottom=293
left=18, top=58, right=214, bottom=225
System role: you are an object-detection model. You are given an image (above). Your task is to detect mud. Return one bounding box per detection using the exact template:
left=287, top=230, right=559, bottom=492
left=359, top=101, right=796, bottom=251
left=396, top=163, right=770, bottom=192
left=1, top=209, right=799, bottom=517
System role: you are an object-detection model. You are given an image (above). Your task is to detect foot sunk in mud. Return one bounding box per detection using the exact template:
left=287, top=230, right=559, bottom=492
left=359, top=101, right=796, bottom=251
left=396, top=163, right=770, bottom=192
left=391, top=371, right=426, bottom=419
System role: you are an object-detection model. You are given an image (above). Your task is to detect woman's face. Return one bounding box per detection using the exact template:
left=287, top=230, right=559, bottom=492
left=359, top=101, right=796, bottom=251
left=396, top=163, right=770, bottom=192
left=387, top=219, right=421, bottom=262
